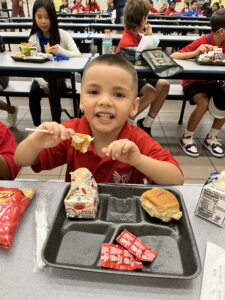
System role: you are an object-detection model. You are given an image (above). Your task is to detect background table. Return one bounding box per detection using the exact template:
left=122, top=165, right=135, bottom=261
left=0, top=180, right=224, bottom=300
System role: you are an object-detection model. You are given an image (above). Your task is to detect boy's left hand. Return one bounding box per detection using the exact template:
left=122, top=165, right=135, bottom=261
left=144, top=23, right=152, bottom=36
left=102, top=139, right=141, bottom=166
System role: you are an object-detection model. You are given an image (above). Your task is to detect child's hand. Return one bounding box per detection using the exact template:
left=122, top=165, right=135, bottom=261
left=29, top=122, right=75, bottom=150
left=144, top=23, right=153, bottom=36
left=102, top=139, right=141, bottom=166
left=195, top=44, right=213, bottom=56
left=48, top=44, right=61, bottom=54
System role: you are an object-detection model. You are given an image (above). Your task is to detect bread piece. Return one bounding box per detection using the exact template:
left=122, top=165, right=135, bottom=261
left=71, top=133, right=94, bottom=153
left=44, top=43, right=50, bottom=54
left=140, top=188, right=182, bottom=222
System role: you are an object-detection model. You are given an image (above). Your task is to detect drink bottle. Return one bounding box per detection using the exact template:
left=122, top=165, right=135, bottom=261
left=102, top=29, right=112, bottom=54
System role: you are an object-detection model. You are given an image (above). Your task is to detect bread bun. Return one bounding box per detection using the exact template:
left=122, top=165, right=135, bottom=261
left=71, top=133, right=94, bottom=153
left=140, top=188, right=182, bottom=222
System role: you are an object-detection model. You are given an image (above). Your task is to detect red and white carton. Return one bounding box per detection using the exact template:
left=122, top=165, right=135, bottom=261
left=195, top=171, right=225, bottom=227
left=64, top=168, right=99, bottom=219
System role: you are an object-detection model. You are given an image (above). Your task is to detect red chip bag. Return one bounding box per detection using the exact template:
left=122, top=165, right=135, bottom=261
left=0, top=187, right=36, bottom=249
left=100, top=243, right=143, bottom=271
left=116, top=229, right=157, bottom=262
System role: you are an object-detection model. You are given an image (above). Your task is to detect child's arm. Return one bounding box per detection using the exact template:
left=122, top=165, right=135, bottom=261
left=14, top=122, right=75, bottom=167
left=0, top=155, right=11, bottom=179
left=102, top=139, right=184, bottom=185
left=171, top=44, right=213, bottom=60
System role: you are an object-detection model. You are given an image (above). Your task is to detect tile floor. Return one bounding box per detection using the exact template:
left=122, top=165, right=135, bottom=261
left=1, top=77, right=225, bottom=184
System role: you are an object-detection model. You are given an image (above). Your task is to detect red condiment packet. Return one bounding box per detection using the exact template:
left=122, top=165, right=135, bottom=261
left=116, top=229, right=157, bottom=262
left=0, top=187, right=36, bottom=249
left=100, top=243, right=143, bottom=271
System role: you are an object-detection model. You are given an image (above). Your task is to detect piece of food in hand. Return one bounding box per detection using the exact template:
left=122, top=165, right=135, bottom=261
left=64, top=168, right=99, bottom=219
left=116, top=229, right=157, bottom=262
left=44, top=43, right=50, bottom=54
left=71, top=133, right=94, bottom=153
left=100, top=243, right=143, bottom=271
left=140, top=188, right=182, bottom=222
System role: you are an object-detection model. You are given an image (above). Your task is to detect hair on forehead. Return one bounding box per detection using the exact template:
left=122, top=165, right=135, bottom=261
left=82, top=54, right=138, bottom=95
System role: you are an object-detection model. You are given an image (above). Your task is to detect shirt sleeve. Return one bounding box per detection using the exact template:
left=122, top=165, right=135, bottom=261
left=59, top=30, right=81, bottom=57
left=179, top=36, right=207, bottom=53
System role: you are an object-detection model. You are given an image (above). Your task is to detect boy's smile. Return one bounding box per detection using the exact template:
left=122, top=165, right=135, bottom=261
left=80, top=64, right=139, bottom=138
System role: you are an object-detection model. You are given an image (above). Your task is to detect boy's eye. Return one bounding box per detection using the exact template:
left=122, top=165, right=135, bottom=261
left=114, top=92, right=125, bottom=98
left=88, top=90, right=99, bottom=95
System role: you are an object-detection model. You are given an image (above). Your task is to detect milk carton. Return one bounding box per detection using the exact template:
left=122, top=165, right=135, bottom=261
left=195, top=171, right=225, bottom=227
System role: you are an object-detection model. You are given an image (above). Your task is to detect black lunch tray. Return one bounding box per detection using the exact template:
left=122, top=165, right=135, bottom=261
left=11, top=56, right=49, bottom=63
left=196, top=57, right=225, bottom=66
left=42, top=184, right=201, bottom=280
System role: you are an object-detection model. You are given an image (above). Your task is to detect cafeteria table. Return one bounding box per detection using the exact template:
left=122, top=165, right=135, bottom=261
left=0, top=180, right=224, bottom=299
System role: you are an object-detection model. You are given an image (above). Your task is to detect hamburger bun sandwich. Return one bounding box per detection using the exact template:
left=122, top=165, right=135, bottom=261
left=140, top=188, right=182, bottom=222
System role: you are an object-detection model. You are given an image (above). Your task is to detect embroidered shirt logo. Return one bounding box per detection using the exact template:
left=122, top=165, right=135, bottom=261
left=112, top=170, right=132, bottom=183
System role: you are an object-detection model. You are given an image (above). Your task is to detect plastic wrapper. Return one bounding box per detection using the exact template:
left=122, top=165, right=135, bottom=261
left=100, top=243, right=143, bottom=271
left=0, top=187, right=36, bottom=249
left=116, top=229, right=157, bottom=262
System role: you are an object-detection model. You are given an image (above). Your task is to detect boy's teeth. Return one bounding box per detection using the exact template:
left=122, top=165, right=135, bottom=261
left=97, top=113, right=113, bottom=119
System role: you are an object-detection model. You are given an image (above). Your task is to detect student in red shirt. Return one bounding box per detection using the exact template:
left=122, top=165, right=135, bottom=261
left=0, top=121, right=20, bottom=179
left=14, top=54, right=183, bottom=185
left=180, top=2, right=189, bottom=15
left=164, top=1, right=178, bottom=16
left=149, top=0, right=159, bottom=14
left=71, top=0, right=86, bottom=13
left=86, top=0, right=101, bottom=12
left=171, top=9, right=225, bottom=158
left=117, top=0, right=169, bottom=136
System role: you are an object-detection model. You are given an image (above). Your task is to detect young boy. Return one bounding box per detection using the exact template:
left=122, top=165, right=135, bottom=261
left=171, top=8, right=225, bottom=158
left=14, top=55, right=183, bottom=185
left=117, top=0, right=169, bottom=136
left=184, top=0, right=198, bottom=17
left=0, top=121, right=20, bottom=179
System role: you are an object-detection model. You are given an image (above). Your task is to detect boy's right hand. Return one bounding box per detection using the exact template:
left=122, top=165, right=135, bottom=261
left=195, top=44, right=214, bottom=56
left=144, top=23, right=153, bottom=36
left=28, top=122, right=75, bottom=150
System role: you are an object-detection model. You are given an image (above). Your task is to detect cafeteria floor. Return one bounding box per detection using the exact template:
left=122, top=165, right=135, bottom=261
left=1, top=44, right=225, bottom=183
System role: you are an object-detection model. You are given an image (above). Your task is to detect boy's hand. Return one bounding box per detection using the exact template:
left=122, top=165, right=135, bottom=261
left=195, top=44, right=213, bottom=56
left=28, top=122, right=75, bottom=150
left=102, top=139, right=141, bottom=166
left=144, top=23, right=152, bottom=36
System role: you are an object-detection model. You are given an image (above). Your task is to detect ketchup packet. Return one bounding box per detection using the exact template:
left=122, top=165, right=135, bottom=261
left=100, top=243, right=143, bottom=271
left=116, top=229, right=157, bottom=262
left=0, top=187, right=36, bottom=249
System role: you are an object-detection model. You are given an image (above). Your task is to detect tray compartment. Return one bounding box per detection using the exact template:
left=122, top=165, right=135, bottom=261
left=100, top=196, right=141, bottom=223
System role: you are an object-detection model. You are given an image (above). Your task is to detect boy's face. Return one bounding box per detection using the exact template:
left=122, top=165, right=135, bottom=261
left=80, top=64, right=139, bottom=136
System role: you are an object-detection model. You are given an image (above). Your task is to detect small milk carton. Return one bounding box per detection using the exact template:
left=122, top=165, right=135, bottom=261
left=195, top=171, right=225, bottom=227
left=64, top=168, right=99, bottom=219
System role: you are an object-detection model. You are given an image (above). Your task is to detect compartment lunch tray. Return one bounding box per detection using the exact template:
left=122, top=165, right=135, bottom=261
left=11, top=56, right=49, bottom=63
left=42, top=184, right=201, bottom=280
left=196, top=58, right=225, bottom=66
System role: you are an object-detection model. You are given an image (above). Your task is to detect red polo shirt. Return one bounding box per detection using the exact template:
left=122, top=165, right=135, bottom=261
left=0, top=122, right=20, bottom=179
left=117, top=27, right=141, bottom=52
left=32, top=117, right=181, bottom=183
left=150, top=8, right=159, bottom=14
left=178, top=32, right=225, bottom=88
left=164, top=8, right=178, bottom=16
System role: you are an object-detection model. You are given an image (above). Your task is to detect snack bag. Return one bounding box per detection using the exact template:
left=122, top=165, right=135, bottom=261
left=64, top=168, right=99, bottom=219
left=0, top=187, right=36, bottom=249
left=100, top=243, right=143, bottom=271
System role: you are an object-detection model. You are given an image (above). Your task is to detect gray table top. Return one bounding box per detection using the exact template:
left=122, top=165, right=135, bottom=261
left=0, top=180, right=224, bottom=300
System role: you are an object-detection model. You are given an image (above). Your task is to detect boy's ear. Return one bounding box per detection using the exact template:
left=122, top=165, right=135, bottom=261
left=79, top=102, right=84, bottom=111
left=129, top=96, right=140, bottom=119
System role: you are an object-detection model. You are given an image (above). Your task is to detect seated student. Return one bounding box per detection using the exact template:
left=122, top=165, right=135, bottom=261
left=171, top=9, right=225, bottom=158
left=149, top=0, right=159, bottom=14
left=200, top=2, right=212, bottom=17
left=159, top=3, right=167, bottom=14
left=71, top=0, right=86, bottom=13
left=117, top=0, right=169, bottom=136
left=164, top=1, right=178, bottom=16
left=86, top=0, right=101, bottom=12
left=59, top=0, right=70, bottom=13
left=180, top=2, right=190, bottom=15
left=212, top=2, right=220, bottom=13
left=14, top=54, right=184, bottom=186
left=0, top=121, right=20, bottom=180
left=0, top=77, right=18, bottom=128
left=185, top=0, right=198, bottom=17
left=28, top=0, right=81, bottom=126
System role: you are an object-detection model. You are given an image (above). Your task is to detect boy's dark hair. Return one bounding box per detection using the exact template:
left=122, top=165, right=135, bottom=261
left=124, top=0, right=150, bottom=31
left=30, top=0, right=60, bottom=45
left=210, top=8, right=225, bottom=32
left=190, top=0, right=197, bottom=6
left=82, top=54, right=138, bottom=95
